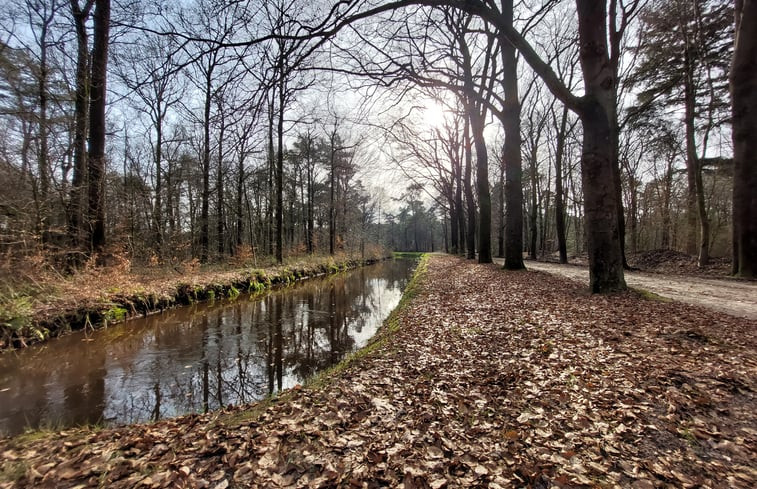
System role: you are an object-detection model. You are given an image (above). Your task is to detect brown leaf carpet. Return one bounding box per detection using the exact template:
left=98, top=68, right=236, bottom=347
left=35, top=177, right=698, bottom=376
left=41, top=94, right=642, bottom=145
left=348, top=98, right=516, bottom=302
left=1, top=254, right=755, bottom=488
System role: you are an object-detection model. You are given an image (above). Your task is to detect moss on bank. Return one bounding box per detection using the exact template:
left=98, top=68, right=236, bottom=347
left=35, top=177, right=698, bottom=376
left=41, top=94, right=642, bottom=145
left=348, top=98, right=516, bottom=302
left=0, top=255, right=390, bottom=351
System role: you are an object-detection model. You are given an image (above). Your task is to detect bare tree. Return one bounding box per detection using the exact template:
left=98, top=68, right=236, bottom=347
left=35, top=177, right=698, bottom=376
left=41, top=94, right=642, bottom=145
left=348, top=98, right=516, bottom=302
left=68, top=0, right=94, bottom=248
left=87, top=0, right=110, bottom=252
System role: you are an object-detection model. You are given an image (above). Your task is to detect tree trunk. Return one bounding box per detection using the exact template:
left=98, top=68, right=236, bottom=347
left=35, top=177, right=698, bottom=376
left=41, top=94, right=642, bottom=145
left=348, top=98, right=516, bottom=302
left=497, top=168, right=504, bottom=258
left=217, top=119, right=225, bottom=257
left=267, top=100, right=275, bottom=256
left=554, top=106, right=569, bottom=263
left=236, top=152, right=244, bottom=249
left=468, top=107, right=492, bottom=263
left=628, top=177, right=638, bottom=254
left=683, top=64, right=710, bottom=266
left=69, top=0, right=92, bottom=248
left=731, top=0, right=757, bottom=277
left=450, top=195, right=459, bottom=254
left=200, top=63, right=212, bottom=262
left=463, top=121, right=476, bottom=259
left=501, top=0, right=524, bottom=269
left=87, top=0, right=110, bottom=252
left=154, top=116, right=163, bottom=256
left=329, top=142, right=336, bottom=256
left=661, top=156, right=673, bottom=249
left=528, top=146, right=538, bottom=260
left=275, top=62, right=285, bottom=263
left=37, top=9, right=51, bottom=239
left=455, top=156, right=465, bottom=255
left=576, top=0, right=626, bottom=293
left=307, top=150, right=314, bottom=254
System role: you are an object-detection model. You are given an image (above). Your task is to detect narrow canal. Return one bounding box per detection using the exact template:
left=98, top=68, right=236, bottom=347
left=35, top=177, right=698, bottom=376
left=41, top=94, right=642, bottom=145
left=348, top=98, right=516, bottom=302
left=0, top=258, right=416, bottom=436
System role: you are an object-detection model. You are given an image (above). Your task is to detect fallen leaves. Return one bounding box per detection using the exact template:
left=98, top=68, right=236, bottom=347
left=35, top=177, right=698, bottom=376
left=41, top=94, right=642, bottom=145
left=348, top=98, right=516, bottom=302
left=1, top=255, right=755, bottom=488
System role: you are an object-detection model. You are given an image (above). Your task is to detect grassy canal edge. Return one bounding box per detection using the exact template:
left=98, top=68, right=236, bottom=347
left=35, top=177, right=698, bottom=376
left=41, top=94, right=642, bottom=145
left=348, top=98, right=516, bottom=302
left=0, top=253, right=409, bottom=351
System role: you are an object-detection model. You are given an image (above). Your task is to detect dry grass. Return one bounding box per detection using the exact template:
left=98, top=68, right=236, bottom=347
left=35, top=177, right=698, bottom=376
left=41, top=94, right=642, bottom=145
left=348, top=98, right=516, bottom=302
left=0, top=247, right=389, bottom=349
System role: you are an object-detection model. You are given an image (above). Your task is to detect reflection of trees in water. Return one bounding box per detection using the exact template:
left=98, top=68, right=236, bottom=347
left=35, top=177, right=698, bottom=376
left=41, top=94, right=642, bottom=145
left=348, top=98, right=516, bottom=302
left=103, top=260, right=415, bottom=425
left=61, top=345, right=107, bottom=427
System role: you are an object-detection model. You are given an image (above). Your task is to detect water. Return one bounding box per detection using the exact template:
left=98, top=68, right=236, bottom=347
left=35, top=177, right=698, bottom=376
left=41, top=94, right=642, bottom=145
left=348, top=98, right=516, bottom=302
left=0, top=258, right=416, bottom=436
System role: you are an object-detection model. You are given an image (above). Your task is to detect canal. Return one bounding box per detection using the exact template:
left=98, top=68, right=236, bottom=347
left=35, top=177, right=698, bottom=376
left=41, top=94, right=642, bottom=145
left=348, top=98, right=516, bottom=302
left=0, top=258, right=416, bottom=435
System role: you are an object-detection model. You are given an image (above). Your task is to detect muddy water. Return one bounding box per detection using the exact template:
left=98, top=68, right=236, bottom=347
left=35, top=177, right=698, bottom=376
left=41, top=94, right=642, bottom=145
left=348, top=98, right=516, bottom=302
left=0, top=259, right=416, bottom=436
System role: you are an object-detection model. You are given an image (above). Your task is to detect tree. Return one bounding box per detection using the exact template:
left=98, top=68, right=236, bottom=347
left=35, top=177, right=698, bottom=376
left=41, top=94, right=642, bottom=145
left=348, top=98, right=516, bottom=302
left=292, top=129, right=320, bottom=254
left=181, top=0, right=239, bottom=262
left=521, top=82, right=549, bottom=260
left=2, top=0, right=68, bottom=240
left=68, top=0, right=94, bottom=248
left=260, top=0, right=317, bottom=263
left=453, top=13, right=494, bottom=264
left=115, top=34, right=186, bottom=257
left=630, top=0, right=732, bottom=266
left=730, top=0, right=757, bottom=277
left=350, top=0, right=628, bottom=290
left=499, top=0, right=524, bottom=270
left=87, top=0, right=110, bottom=252
left=452, top=0, right=627, bottom=291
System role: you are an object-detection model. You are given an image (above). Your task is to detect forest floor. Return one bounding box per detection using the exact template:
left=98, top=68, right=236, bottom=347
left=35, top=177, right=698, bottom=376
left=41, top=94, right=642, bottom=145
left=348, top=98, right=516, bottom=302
left=517, top=260, right=757, bottom=320
left=1, top=254, right=756, bottom=488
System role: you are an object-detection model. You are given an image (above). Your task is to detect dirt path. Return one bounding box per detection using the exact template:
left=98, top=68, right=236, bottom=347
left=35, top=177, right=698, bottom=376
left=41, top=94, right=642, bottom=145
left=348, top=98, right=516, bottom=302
left=514, top=260, right=757, bottom=320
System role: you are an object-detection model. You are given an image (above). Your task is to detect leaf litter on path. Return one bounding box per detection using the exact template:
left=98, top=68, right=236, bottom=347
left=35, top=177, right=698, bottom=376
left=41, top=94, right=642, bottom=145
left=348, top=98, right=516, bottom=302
left=1, top=254, right=755, bottom=488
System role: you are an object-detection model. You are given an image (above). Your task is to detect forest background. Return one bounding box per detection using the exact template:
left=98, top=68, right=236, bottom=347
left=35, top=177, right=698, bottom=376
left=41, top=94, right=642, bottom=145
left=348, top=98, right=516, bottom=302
left=0, top=0, right=752, bottom=295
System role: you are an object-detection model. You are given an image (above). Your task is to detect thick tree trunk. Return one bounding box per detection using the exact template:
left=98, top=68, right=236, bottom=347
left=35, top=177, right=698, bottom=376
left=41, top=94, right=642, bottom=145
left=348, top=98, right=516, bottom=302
left=576, top=0, right=626, bottom=293
left=87, top=0, right=109, bottom=252
left=501, top=0, right=524, bottom=269
left=69, top=0, right=92, bottom=248
left=579, top=102, right=626, bottom=293
left=502, top=47, right=525, bottom=264
left=731, top=0, right=757, bottom=277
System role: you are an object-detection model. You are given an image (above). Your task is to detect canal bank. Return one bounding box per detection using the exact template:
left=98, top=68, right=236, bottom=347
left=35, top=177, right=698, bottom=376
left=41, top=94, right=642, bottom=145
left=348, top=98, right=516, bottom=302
left=1, top=253, right=393, bottom=351
left=1, top=254, right=754, bottom=488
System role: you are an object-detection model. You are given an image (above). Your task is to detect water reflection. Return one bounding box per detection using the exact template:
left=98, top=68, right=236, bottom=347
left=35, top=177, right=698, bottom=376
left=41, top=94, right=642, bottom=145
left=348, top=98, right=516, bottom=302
left=0, top=259, right=415, bottom=435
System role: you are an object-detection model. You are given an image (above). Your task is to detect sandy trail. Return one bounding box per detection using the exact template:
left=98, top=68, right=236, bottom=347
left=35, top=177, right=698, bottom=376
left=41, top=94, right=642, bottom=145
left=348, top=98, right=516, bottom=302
left=514, top=260, right=757, bottom=320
